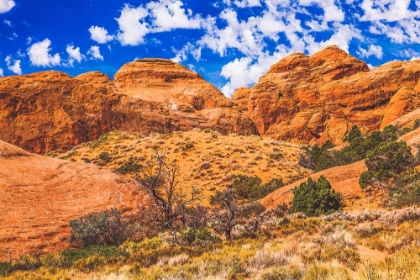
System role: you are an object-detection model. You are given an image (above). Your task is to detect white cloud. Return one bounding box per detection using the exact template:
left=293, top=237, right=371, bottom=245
left=299, top=0, right=345, bottom=22
left=357, top=44, right=383, bottom=59
left=0, top=68, right=3, bottom=77
left=147, top=0, right=203, bottom=31
left=27, top=39, right=61, bottom=67
left=3, top=19, right=12, bottom=26
left=87, top=46, right=104, bottom=60
left=221, top=46, right=290, bottom=97
left=360, top=0, right=418, bottom=22
left=66, top=45, right=84, bottom=67
left=26, top=36, right=32, bottom=45
left=115, top=0, right=206, bottom=46
left=172, top=43, right=197, bottom=63
left=16, top=49, right=25, bottom=57
left=89, top=26, right=114, bottom=44
left=232, top=0, right=262, bottom=8
left=0, top=0, right=15, bottom=14
left=304, top=23, right=362, bottom=54
left=395, top=48, right=420, bottom=59
left=5, top=56, right=22, bottom=75
left=116, top=4, right=149, bottom=46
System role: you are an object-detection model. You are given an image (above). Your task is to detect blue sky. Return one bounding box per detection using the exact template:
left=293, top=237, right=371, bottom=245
left=1, top=0, right=420, bottom=97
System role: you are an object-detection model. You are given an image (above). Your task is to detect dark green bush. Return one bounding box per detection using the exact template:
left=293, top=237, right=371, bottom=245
left=98, top=151, right=111, bottom=162
left=231, top=174, right=262, bottom=200
left=360, top=141, right=417, bottom=188
left=0, top=261, right=12, bottom=277
left=291, top=176, right=342, bottom=216
left=69, top=209, right=137, bottom=248
left=388, top=170, right=420, bottom=207
left=182, top=228, right=220, bottom=246
left=415, top=119, right=420, bottom=129
left=231, top=175, right=284, bottom=201
left=115, top=158, right=142, bottom=174
left=249, top=178, right=284, bottom=201
left=300, top=125, right=400, bottom=173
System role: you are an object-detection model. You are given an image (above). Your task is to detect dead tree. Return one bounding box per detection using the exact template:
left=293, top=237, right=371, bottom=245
left=136, top=148, right=202, bottom=233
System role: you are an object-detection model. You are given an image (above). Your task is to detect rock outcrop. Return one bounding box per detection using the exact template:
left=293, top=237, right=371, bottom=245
left=233, top=45, right=420, bottom=144
left=0, top=140, right=145, bottom=260
left=0, top=59, right=258, bottom=153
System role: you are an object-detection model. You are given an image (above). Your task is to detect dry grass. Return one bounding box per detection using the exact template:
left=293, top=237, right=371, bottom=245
left=5, top=208, right=420, bottom=279
left=49, top=130, right=310, bottom=203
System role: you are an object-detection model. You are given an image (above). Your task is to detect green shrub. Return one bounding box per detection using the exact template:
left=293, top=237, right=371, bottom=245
left=69, top=209, right=136, bottom=248
left=115, top=158, right=142, bottom=174
left=415, top=119, right=420, bottom=129
left=98, top=151, right=111, bottom=162
left=231, top=175, right=284, bottom=201
left=300, top=125, right=401, bottom=173
left=0, top=261, right=12, bottom=277
left=182, top=228, right=220, bottom=246
left=388, top=170, right=420, bottom=207
left=291, top=176, right=342, bottom=216
left=231, top=174, right=262, bottom=200
left=249, top=178, right=284, bottom=201
left=360, top=141, right=417, bottom=188
left=90, top=132, right=111, bottom=149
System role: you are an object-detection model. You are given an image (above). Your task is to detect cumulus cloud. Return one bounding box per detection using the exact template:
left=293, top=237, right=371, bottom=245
left=116, top=4, right=149, bottom=46
left=5, top=56, right=22, bottom=75
left=87, top=46, right=104, bottom=60
left=358, top=44, right=383, bottom=59
left=300, top=0, right=345, bottom=22
left=0, top=68, right=3, bottom=77
left=0, top=0, right=15, bottom=14
left=66, top=45, right=84, bottom=67
left=27, top=39, right=61, bottom=67
left=360, top=0, right=418, bottom=22
left=115, top=0, right=205, bottom=46
left=220, top=49, right=288, bottom=97
left=89, top=26, right=114, bottom=44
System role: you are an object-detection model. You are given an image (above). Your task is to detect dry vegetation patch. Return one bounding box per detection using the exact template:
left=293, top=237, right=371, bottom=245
left=50, top=130, right=311, bottom=202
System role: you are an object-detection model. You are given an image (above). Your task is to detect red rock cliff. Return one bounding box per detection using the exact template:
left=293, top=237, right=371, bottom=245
left=233, top=45, right=420, bottom=144
left=0, top=59, right=258, bottom=153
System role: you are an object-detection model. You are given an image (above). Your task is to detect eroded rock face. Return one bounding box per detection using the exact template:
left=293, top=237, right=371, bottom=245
left=233, top=45, right=420, bottom=144
left=0, top=140, right=145, bottom=260
left=0, top=59, right=258, bottom=153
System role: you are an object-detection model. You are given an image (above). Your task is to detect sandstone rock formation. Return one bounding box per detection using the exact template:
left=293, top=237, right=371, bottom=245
left=233, top=45, right=420, bottom=144
left=0, top=59, right=257, bottom=153
left=0, top=140, right=145, bottom=260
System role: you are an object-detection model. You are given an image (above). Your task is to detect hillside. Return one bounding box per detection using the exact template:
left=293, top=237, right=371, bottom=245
left=0, top=140, right=145, bottom=260
left=50, top=129, right=311, bottom=201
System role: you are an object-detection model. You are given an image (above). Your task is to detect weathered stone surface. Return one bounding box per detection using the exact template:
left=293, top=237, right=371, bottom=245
left=0, top=140, right=145, bottom=260
left=0, top=59, right=258, bottom=153
left=233, top=45, right=420, bottom=144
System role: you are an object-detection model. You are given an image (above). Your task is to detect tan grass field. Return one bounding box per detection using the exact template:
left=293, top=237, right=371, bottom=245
left=50, top=130, right=311, bottom=203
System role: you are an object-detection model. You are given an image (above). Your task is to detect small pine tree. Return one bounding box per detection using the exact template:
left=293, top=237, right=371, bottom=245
left=343, top=125, right=362, bottom=143
left=291, top=176, right=342, bottom=216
